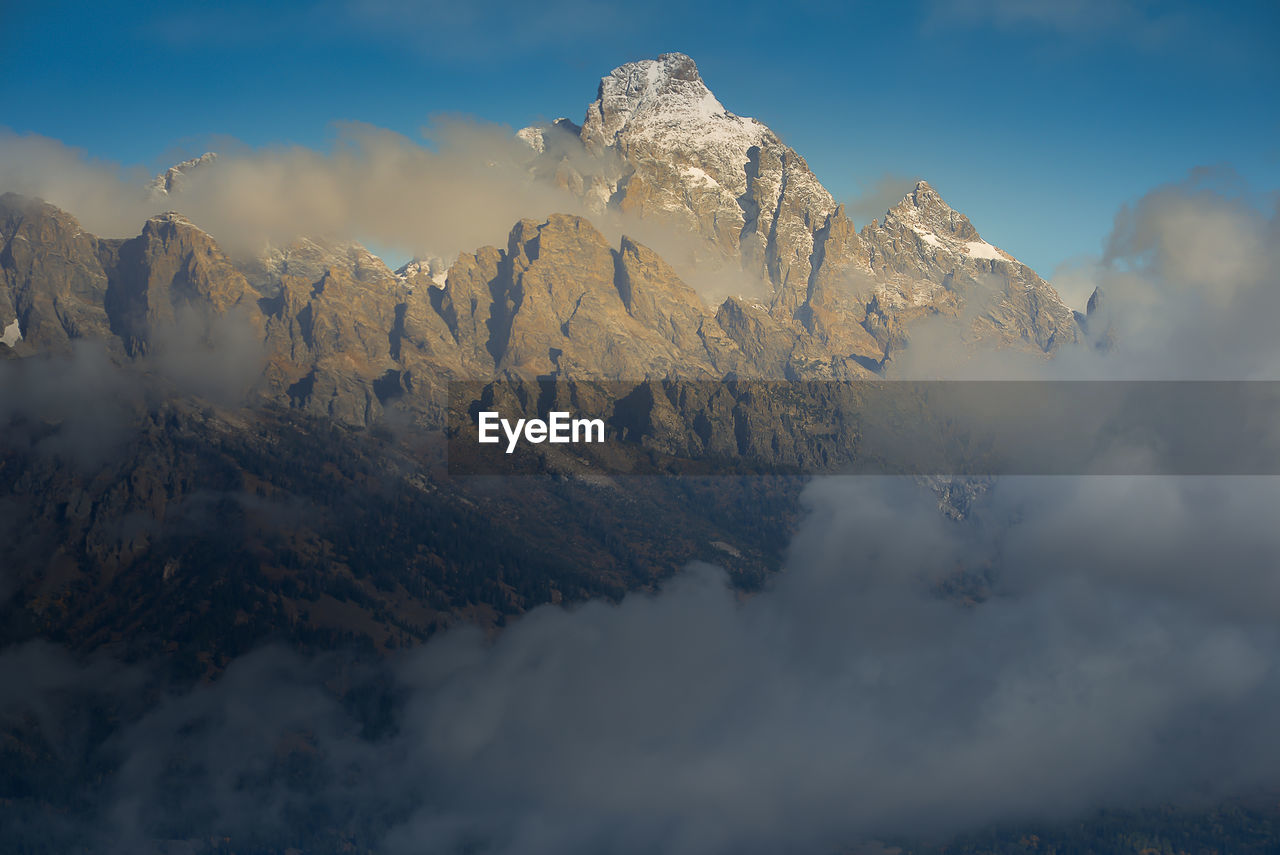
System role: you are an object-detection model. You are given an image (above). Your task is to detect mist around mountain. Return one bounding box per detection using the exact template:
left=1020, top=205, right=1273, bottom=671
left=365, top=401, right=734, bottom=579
left=2, top=52, right=1280, bottom=855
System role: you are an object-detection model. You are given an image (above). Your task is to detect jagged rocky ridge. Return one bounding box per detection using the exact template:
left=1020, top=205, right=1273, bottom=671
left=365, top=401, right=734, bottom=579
left=0, top=197, right=828, bottom=427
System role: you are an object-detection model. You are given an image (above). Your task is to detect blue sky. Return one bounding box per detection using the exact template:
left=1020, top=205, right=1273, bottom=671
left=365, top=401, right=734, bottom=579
left=2, top=0, right=1277, bottom=280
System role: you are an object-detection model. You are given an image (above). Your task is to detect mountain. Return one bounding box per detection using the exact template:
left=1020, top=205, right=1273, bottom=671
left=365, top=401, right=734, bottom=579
left=513, top=52, right=1078, bottom=350
left=0, top=51, right=1096, bottom=482
left=0, top=52, right=1092, bottom=654
left=520, top=52, right=1080, bottom=357
left=41, top=53, right=1080, bottom=415
left=520, top=52, right=837, bottom=315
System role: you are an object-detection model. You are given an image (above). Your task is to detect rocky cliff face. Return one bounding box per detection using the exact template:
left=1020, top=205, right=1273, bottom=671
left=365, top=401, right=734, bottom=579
left=462, top=214, right=738, bottom=378
left=0, top=189, right=1072, bottom=431
left=0, top=193, right=114, bottom=351
left=1, top=194, right=274, bottom=360
left=98, top=211, right=262, bottom=356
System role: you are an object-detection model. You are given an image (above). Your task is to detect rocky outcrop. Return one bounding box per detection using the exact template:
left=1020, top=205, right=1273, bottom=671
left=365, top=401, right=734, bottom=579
left=98, top=212, right=261, bottom=356
left=0, top=193, right=114, bottom=351
left=798, top=205, right=883, bottom=366
left=437, top=214, right=738, bottom=379
left=616, top=235, right=744, bottom=372
left=1074, top=285, right=1114, bottom=352
left=1, top=185, right=1081, bottom=434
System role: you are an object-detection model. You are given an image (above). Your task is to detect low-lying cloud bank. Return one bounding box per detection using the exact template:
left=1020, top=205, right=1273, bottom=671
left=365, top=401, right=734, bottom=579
left=0, top=309, right=265, bottom=466
left=3, top=474, right=1279, bottom=853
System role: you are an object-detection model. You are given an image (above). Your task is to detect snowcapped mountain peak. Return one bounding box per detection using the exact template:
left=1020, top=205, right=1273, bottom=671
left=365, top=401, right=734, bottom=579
left=524, top=52, right=838, bottom=313
left=582, top=52, right=758, bottom=153
left=891, top=179, right=951, bottom=216
left=865, top=179, right=1036, bottom=292
left=514, top=125, right=545, bottom=153
left=604, top=52, right=715, bottom=109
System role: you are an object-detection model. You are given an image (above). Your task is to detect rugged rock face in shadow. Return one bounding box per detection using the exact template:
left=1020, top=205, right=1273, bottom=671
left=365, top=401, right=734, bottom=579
left=0, top=397, right=799, bottom=665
